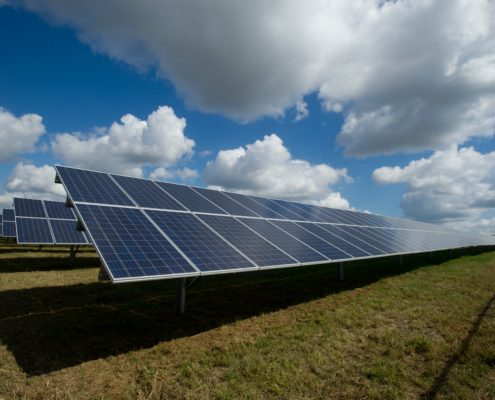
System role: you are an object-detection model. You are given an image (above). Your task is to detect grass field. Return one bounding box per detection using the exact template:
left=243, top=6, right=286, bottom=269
left=0, top=244, right=494, bottom=399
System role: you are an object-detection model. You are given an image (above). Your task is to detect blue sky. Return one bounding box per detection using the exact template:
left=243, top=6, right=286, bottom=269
left=1, top=1, right=494, bottom=233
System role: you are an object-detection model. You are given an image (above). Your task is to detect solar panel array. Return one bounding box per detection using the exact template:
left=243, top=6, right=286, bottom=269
left=2, top=208, right=16, bottom=237
left=13, top=198, right=89, bottom=245
left=55, top=165, right=495, bottom=283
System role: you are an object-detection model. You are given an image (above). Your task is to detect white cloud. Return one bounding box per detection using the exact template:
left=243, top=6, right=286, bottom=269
left=313, top=192, right=350, bottom=210
left=149, top=166, right=198, bottom=181
left=11, top=0, right=495, bottom=154
left=0, top=163, right=66, bottom=208
left=0, top=107, right=45, bottom=161
left=204, top=134, right=350, bottom=208
left=372, top=146, right=495, bottom=232
left=294, top=99, right=309, bottom=122
left=52, top=105, right=194, bottom=177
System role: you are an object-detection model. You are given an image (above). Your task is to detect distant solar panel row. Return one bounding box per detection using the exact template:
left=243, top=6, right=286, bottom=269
left=13, top=198, right=89, bottom=245
left=2, top=208, right=16, bottom=237
left=55, top=166, right=495, bottom=282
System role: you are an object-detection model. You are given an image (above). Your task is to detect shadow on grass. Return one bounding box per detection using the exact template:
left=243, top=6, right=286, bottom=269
left=424, top=292, right=495, bottom=399
left=0, top=255, right=100, bottom=272
left=0, top=248, right=491, bottom=376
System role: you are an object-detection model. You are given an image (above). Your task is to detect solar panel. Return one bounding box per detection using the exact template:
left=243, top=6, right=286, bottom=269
left=54, top=165, right=495, bottom=285
left=191, top=187, right=259, bottom=217
left=16, top=217, right=53, bottom=244
left=76, top=204, right=198, bottom=280
left=44, top=200, right=76, bottom=219
left=13, top=198, right=91, bottom=245
left=318, top=225, right=386, bottom=256
left=50, top=219, right=88, bottom=244
left=147, top=210, right=256, bottom=273
left=3, top=221, right=16, bottom=237
left=156, top=182, right=227, bottom=214
left=223, top=192, right=287, bottom=219
left=14, top=198, right=46, bottom=218
left=301, top=222, right=371, bottom=258
left=3, top=208, right=15, bottom=221
left=248, top=196, right=309, bottom=221
left=238, top=217, right=328, bottom=263
left=270, top=220, right=353, bottom=260
left=197, top=214, right=298, bottom=268
left=113, top=175, right=185, bottom=211
left=57, top=166, right=134, bottom=206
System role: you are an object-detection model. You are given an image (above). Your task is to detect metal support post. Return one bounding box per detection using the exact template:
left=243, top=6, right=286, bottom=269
left=429, top=252, right=434, bottom=261
left=176, top=278, right=187, bottom=315
left=69, top=245, right=79, bottom=267
left=38, top=245, right=43, bottom=251
left=398, top=255, right=403, bottom=265
left=338, top=262, right=345, bottom=282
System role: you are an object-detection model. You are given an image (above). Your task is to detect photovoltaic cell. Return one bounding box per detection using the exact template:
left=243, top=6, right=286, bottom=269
left=238, top=217, right=328, bottom=263
left=113, top=175, right=185, bottom=210
left=44, top=200, right=76, bottom=220
left=223, top=192, right=287, bottom=219
left=147, top=210, right=255, bottom=272
left=271, top=220, right=353, bottom=260
left=191, top=187, right=258, bottom=217
left=76, top=204, right=197, bottom=280
left=56, top=166, right=134, bottom=206
left=156, top=182, right=226, bottom=214
left=249, top=196, right=308, bottom=221
left=3, top=221, right=15, bottom=237
left=298, top=222, right=371, bottom=258
left=197, top=214, right=297, bottom=267
left=16, top=217, right=53, bottom=243
left=14, top=198, right=46, bottom=218
left=50, top=219, right=89, bottom=244
left=342, top=226, right=398, bottom=253
left=318, top=225, right=385, bottom=256
left=3, top=209, right=15, bottom=221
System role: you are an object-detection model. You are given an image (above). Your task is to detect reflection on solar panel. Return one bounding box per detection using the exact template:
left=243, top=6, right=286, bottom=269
left=238, top=218, right=328, bottom=263
left=55, top=165, right=495, bottom=284
left=197, top=214, right=297, bottom=268
left=147, top=211, right=256, bottom=273
left=13, top=198, right=89, bottom=245
left=156, top=182, right=226, bottom=214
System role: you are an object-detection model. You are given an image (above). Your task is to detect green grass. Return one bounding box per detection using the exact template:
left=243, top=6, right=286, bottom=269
left=0, top=244, right=494, bottom=399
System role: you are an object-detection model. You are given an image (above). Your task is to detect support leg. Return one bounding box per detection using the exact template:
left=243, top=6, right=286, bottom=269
left=69, top=245, right=76, bottom=267
left=176, top=278, right=187, bottom=315
left=38, top=245, right=43, bottom=251
left=398, top=255, right=403, bottom=265
left=338, top=262, right=345, bottom=282
left=429, top=252, right=434, bottom=262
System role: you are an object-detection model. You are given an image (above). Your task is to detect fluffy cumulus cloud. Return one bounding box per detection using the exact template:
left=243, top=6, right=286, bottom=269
left=0, top=107, right=45, bottom=161
left=149, top=167, right=198, bottom=181
left=10, top=0, right=495, bottom=154
left=0, top=163, right=66, bottom=208
left=373, top=146, right=495, bottom=232
left=51, top=106, right=194, bottom=177
left=204, top=134, right=350, bottom=208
